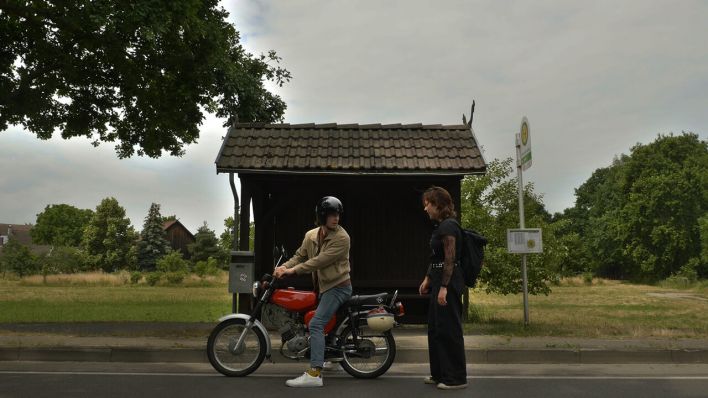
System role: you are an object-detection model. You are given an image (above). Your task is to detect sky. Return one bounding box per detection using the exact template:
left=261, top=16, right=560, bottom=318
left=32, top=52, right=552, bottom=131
left=1, top=0, right=707, bottom=234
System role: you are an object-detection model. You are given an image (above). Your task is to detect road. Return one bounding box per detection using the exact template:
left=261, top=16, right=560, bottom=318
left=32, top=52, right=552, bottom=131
left=1, top=362, right=707, bottom=398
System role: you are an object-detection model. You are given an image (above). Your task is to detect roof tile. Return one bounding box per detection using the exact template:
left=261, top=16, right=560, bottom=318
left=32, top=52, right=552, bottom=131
left=216, top=123, right=485, bottom=174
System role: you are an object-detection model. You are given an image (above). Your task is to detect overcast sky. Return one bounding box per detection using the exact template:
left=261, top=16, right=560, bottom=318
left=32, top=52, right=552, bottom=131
left=1, top=0, right=707, bottom=234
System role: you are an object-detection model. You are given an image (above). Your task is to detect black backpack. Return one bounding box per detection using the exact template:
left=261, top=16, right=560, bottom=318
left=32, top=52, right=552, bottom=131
left=452, top=220, right=488, bottom=288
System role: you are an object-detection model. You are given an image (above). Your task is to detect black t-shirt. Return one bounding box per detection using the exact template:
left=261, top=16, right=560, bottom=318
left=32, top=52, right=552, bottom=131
left=429, top=218, right=462, bottom=263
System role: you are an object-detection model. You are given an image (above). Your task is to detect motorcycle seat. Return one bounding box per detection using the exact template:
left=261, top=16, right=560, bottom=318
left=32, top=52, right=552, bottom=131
left=345, top=293, right=388, bottom=307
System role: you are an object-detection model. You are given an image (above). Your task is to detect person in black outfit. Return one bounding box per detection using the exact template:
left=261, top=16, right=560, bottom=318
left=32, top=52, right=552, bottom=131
left=418, top=186, right=468, bottom=390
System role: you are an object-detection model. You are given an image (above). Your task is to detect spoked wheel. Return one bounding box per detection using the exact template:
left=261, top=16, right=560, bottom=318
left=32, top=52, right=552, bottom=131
left=207, top=318, right=267, bottom=377
left=339, top=326, right=396, bottom=378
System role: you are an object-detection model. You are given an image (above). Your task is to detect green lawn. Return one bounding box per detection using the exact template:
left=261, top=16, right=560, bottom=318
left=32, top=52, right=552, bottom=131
left=466, top=278, right=708, bottom=338
left=0, top=280, right=232, bottom=323
left=2, top=274, right=708, bottom=339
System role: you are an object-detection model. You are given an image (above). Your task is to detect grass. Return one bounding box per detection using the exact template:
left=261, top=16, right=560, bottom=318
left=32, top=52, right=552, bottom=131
left=1, top=273, right=708, bottom=339
left=465, top=277, right=708, bottom=338
left=0, top=271, right=232, bottom=323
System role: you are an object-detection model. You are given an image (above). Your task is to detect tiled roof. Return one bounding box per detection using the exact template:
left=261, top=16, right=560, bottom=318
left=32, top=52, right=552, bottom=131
left=0, top=223, right=51, bottom=255
left=215, top=123, right=486, bottom=175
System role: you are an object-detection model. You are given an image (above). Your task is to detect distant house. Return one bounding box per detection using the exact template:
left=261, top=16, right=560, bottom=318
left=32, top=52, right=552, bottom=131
left=0, top=223, right=51, bottom=255
left=163, top=220, right=195, bottom=258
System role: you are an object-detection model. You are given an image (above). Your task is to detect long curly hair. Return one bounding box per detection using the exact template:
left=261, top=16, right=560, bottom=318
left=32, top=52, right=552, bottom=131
left=422, top=186, right=457, bottom=220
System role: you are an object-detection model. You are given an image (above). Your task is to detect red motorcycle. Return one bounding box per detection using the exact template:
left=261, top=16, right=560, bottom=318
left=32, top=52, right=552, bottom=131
left=207, top=251, right=405, bottom=378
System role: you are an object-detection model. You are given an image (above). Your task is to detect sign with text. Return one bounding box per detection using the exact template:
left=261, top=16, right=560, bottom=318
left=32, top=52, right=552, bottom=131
left=519, top=116, right=532, bottom=171
left=507, top=228, right=543, bottom=254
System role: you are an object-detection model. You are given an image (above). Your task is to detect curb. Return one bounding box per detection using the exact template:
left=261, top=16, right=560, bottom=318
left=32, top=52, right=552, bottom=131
left=2, top=347, right=708, bottom=364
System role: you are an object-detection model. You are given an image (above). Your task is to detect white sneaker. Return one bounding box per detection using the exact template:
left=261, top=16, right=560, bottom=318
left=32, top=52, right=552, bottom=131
left=285, top=372, right=323, bottom=387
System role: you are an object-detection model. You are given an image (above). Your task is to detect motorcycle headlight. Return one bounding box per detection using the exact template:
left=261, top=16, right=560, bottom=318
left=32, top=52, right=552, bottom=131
left=252, top=281, right=261, bottom=297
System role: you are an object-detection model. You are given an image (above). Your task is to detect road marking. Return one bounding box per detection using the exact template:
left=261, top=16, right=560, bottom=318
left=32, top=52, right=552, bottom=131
left=2, top=371, right=708, bottom=380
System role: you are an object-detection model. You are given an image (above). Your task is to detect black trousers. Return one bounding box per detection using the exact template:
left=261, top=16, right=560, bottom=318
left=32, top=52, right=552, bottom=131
left=427, top=268, right=467, bottom=385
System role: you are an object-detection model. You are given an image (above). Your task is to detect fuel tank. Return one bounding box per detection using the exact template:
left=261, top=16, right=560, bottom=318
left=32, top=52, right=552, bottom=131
left=270, top=288, right=318, bottom=312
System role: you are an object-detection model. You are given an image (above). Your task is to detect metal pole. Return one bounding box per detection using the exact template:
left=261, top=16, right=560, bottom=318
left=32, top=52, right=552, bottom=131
left=229, top=173, right=240, bottom=314
left=516, top=134, right=530, bottom=326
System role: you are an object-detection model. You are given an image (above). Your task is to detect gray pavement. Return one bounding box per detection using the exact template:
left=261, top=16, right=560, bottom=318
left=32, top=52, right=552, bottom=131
left=1, top=322, right=708, bottom=364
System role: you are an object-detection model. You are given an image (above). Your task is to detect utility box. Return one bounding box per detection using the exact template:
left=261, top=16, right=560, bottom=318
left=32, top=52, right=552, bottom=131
left=229, top=251, right=255, bottom=294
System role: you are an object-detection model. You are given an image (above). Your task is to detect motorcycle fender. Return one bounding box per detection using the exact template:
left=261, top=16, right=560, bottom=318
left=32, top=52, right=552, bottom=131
left=217, top=313, right=272, bottom=357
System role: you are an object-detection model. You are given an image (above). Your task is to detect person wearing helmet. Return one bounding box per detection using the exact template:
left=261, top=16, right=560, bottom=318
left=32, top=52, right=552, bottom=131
left=274, top=196, right=352, bottom=387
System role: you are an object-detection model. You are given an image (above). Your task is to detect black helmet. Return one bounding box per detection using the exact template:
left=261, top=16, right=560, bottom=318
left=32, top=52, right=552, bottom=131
left=316, top=196, right=343, bottom=225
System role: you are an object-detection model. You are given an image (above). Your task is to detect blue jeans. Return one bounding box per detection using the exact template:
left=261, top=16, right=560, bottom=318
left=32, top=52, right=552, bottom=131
left=309, top=284, right=352, bottom=368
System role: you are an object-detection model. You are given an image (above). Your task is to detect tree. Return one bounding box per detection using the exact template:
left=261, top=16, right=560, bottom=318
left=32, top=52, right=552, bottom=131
left=218, top=216, right=235, bottom=253
left=461, top=158, right=557, bottom=296
left=0, top=237, right=39, bottom=277
left=82, top=197, right=135, bottom=272
left=219, top=217, right=254, bottom=254
left=0, top=0, right=290, bottom=158
left=30, top=204, right=93, bottom=247
left=137, top=203, right=171, bottom=271
left=564, top=133, right=708, bottom=281
left=618, top=133, right=707, bottom=280
left=190, top=222, right=227, bottom=265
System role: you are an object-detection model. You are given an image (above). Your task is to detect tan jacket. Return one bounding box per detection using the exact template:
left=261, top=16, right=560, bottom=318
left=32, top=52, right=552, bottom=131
left=282, top=225, right=351, bottom=293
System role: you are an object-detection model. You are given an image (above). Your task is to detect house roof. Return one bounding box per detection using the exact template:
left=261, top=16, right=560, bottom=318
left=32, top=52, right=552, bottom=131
left=163, top=220, right=195, bottom=239
left=215, top=123, right=486, bottom=175
left=0, top=223, right=51, bottom=255
left=0, top=223, right=33, bottom=246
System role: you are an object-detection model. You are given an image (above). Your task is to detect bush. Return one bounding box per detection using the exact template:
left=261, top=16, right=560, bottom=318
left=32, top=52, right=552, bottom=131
left=146, top=272, right=162, bottom=286
left=156, top=251, right=189, bottom=273
left=0, top=239, right=40, bottom=277
left=582, top=272, right=594, bottom=285
left=165, top=271, right=186, bottom=284
left=194, top=257, right=220, bottom=278
left=40, top=246, right=92, bottom=274
left=130, top=271, right=142, bottom=284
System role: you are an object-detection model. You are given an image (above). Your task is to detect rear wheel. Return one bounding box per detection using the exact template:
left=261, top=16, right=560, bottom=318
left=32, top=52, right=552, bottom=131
left=339, top=325, right=396, bottom=378
left=207, top=318, right=267, bottom=377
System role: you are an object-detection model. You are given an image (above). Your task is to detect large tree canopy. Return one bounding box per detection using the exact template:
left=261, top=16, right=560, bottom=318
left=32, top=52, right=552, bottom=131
left=30, top=203, right=93, bottom=247
left=560, top=133, right=708, bottom=280
left=0, top=0, right=290, bottom=158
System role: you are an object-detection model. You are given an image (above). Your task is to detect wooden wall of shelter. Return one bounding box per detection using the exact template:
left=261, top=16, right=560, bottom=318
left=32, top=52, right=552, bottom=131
left=238, top=175, right=464, bottom=322
left=216, top=123, right=486, bottom=323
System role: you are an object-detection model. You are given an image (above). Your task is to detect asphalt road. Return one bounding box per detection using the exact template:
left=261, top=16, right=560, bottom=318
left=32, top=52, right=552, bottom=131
left=1, top=362, right=708, bottom=398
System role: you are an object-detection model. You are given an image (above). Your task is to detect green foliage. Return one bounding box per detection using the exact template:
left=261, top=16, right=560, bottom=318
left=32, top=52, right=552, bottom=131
left=582, top=272, right=594, bottom=285
left=165, top=271, right=186, bottom=284
left=563, top=133, right=708, bottom=281
left=218, top=217, right=254, bottom=254
left=190, top=222, right=228, bottom=265
left=461, top=158, right=556, bottom=296
left=696, top=214, right=708, bottom=277
left=194, top=257, right=220, bottom=278
left=145, top=272, right=162, bottom=286
left=130, top=271, right=142, bottom=284
left=219, top=217, right=235, bottom=253
left=40, top=246, right=91, bottom=274
left=156, top=251, right=189, bottom=274
left=30, top=204, right=94, bottom=247
left=137, top=203, right=171, bottom=271
left=0, top=0, right=289, bottom=158
left=82, top=197, right=136, bottom=272
left=0, top=238, right=40, bottom=277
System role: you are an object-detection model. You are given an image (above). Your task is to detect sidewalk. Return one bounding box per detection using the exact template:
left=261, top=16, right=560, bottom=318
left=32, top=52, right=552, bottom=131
left=1, top=323, right=708, bottom=364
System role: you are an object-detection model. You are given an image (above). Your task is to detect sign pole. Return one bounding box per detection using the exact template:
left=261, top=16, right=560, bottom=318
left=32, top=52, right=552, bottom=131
left=516, top=122, right=531, bottom=326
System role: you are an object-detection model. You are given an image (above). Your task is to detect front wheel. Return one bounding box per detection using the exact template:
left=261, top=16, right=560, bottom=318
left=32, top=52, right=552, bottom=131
left=207, top=318, right=267, bottom=377
left=339, top=325, right=396, bottom=379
